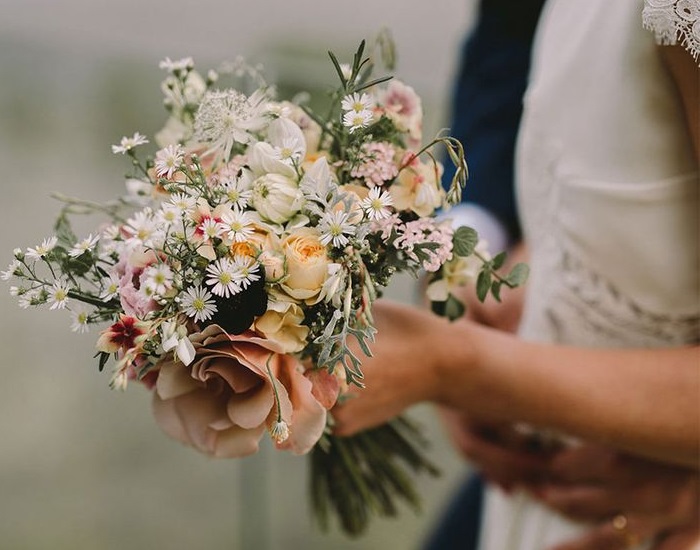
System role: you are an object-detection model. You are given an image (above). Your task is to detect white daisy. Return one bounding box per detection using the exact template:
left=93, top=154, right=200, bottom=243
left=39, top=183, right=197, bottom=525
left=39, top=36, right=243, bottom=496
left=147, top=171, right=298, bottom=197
left=26, top=236, right=58, bottom=261
left=169, top=193, right=197, bottom=214
left=156, top=204, right=181, bottom=226
left=361, top=187, right=394, bottom=220
left=48, top=280, right=71, bottom=310
left=154, top=144, right=184, bottom=179
left=143, top=263, right=174, bottom=296
left=18, top=289, right=39, bottom=309
left=179, top=285, right=217, bottom=323
left=111, top=132, right=149, bottom=154
left=319, top=210, right=356, bottom=248
left=100, top=272, right=121, bottom=301
left=1, top=260, right=21, bottom=281
left=125, top=209, right=157, bottom=245
left=221, top=177, right=253, bottom=209
left=273, top=137, right=304, bottom=165
left=341, top=92, right=374, bottom=113
left=70, top=307, right=90, bottom=333
left=342, top=109, right=373, bottom=133
left=68, top=234, right=100, bottom=258
left=205, top=257, right=241, bottom=298
left=231, top=255, right=261, bottom=289
left=198, top=217, right=226, bottom=243
left=220, top=208, right=256, bottom=243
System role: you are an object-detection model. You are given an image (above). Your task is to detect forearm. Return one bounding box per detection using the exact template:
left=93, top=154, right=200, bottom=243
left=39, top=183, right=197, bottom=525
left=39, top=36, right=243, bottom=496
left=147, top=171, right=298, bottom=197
left=438, top=322, right=700, bottom=466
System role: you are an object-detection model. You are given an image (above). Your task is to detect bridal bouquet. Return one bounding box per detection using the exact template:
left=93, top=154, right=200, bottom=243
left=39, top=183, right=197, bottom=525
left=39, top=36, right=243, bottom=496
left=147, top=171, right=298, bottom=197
left=4, top=38, right=526, bottom=534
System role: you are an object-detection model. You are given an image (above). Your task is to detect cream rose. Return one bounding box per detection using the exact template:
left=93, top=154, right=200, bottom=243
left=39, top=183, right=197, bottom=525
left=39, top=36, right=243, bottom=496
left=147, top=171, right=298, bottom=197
left=152, top=326, right=326, bottom=458
left=280, top=228, right=330, bottom=303
left=253, top=299, right=309, bottom=353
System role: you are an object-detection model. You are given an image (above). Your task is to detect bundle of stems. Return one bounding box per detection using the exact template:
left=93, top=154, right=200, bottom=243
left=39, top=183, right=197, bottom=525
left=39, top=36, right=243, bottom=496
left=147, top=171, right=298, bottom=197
left=310, top=415, right=440, bottom=536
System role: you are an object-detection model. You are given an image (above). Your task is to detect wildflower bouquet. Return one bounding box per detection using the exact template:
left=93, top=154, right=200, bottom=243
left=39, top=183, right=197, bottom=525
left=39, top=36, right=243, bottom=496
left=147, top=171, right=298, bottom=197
left=5, top=38, right=527, bottom=535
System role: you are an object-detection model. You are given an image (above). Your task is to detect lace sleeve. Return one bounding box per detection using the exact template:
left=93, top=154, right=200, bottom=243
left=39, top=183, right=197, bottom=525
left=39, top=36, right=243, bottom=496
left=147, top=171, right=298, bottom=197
left=643, top=0, right=700, bottom=63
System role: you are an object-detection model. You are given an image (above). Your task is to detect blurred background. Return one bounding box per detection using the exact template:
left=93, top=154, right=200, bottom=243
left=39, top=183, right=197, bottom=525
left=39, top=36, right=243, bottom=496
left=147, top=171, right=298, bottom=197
left=0, top=1, right=476, bottom=548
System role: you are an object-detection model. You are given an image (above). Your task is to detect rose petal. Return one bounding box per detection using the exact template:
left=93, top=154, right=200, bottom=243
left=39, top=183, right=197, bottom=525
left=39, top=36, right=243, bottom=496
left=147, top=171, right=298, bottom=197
left=212, top=424, right=266, bottom=458
left=275, top=356, right=326, bottom=454
left=156, top=359, right=202, bottom=399
left=225, top=382, right=275, bottom=429
left=306, top=368, right=340, bottom=410
left=206, top=355, right=261, bottom=393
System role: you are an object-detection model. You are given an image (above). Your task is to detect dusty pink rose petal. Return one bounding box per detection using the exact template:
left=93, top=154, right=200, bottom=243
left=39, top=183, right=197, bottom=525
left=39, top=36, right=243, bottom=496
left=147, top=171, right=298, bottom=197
left=151, top=325, right=326, bottom=458
left=275, top=359, right=327, bottom=455
left=305, top=369, right=340, bottom=410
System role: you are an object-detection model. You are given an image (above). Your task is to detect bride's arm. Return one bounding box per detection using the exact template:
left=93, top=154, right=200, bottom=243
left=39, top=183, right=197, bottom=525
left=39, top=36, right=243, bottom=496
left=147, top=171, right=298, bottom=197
left=443, top=320, right=699, bottom=467
left=332, top=301, right=699, bottom=467
left=659, top=45, right=700, bottom=162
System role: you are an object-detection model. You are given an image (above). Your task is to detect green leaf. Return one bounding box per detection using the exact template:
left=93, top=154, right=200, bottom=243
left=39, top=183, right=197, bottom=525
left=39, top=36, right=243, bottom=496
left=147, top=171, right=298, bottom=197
left=491, top=280, right=502, bottom=302
left=430, top=295, right=465, bottom=320
left=354, top=75, right=393, bottom=94
left=327, top=50, right=347, bottom=89
left=94, top=351, right=110, bottom=372
left=453, top=226, right=479, bottom=257
left=491, top=251, right=507, bottom=271
left=505, top=263, right=530, bottom=287
left=444, top=294, right=465, bottom=321
left=476, top=269, right=491, bottom=302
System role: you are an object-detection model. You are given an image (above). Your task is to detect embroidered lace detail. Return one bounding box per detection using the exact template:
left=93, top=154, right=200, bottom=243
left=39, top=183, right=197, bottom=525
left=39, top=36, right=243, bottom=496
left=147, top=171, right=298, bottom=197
left=544, top=249, right=700, bottom=347
left=643, top=0, right=700, bottom=63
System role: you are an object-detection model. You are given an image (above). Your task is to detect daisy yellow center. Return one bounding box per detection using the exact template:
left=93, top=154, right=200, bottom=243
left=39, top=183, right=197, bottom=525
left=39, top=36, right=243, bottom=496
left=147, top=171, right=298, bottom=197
left=192, top=298, right=206, bottom=311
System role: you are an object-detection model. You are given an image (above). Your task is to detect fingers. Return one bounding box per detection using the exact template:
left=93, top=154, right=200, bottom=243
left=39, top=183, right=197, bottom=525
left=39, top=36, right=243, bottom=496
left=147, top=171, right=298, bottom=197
left=654, top=525, right=700, bottom=550
left=457, top=425, right=553, bottom=489
left=540, top=448, right=699, bottom=521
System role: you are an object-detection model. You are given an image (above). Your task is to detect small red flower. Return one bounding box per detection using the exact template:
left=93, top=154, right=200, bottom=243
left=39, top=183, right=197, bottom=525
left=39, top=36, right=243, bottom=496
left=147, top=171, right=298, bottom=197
left=96, top=315, right=150, bottom=353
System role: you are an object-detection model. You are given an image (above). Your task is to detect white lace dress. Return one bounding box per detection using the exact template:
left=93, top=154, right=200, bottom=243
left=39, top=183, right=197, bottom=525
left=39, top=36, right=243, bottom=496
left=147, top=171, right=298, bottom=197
left=477, top=0, right=700, bottom=549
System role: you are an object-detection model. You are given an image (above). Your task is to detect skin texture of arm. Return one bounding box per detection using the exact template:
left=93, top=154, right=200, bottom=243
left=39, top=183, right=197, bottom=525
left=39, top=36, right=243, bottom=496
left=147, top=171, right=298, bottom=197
left=332, top=300, right=700, bottom=467
left=659, top=45, right=700, bottom=163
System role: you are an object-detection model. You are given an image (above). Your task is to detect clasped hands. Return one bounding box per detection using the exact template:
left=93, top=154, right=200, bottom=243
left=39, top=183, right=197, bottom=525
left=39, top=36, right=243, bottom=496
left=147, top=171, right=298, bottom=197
left=441, top=410, right=699, bottom=550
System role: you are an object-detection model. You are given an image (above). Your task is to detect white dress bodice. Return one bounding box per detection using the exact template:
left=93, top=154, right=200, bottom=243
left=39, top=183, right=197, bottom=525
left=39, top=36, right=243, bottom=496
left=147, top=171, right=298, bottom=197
left=478, top=0, right=699, bottom=548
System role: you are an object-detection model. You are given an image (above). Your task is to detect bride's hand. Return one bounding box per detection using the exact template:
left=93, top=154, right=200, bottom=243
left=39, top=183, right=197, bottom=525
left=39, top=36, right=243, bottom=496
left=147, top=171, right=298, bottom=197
left=331, top=300, right=458, bottom=436
left=531, top=445, right=700, bottom=550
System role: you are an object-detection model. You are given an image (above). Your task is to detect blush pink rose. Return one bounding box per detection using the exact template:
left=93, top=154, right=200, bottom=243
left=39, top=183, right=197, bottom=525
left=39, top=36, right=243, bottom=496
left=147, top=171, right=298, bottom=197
left=152, top=325, right=326, bottom=458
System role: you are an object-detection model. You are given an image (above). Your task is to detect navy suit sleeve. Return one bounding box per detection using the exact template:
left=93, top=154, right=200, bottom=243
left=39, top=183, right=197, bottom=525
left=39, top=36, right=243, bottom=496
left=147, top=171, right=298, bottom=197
left=442, top=0, right=545, bottom=242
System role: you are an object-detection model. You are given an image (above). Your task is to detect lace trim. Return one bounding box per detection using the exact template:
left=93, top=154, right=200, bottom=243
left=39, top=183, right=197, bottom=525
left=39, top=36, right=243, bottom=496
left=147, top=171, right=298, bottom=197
left=643, top=0, right=700, bottom=64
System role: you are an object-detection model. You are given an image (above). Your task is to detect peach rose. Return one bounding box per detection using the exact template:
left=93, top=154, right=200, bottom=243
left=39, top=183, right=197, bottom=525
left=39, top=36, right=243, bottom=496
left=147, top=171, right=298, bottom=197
left=152, top=325, right=326, bottom=458
left=280, top=228, right=330, bottom=303
left=390, top=154, right=444, bottom=217
left=253, top=299, right=309, bottom=353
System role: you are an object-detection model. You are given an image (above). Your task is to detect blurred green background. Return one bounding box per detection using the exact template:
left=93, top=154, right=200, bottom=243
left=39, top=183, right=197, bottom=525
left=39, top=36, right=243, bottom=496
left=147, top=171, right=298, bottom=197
left=0, top=1, right=476, bottom=548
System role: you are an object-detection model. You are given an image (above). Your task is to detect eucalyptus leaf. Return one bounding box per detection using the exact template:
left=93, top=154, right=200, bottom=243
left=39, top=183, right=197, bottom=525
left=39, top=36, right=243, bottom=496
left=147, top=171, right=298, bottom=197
left=453, top=226, right=479, bottom=257
left=491, top=251, right=507, bottom=271
left=491, top=280, right=502, bottom=302
left=476, top=269, right=491, bottom=302
left=443, top=294, right=465, bottom=321
left=505, top=263, right=530, bottom=287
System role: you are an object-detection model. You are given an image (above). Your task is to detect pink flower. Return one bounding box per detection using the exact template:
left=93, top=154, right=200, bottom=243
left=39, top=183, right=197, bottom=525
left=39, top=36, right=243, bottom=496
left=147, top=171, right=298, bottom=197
left=378, top=80, right=423, bottom=146
left=151, top=325, right=327, bottom=458
left=350, top=141, right=398, bottom=187
left=115, top=248, right=160, bottom=318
